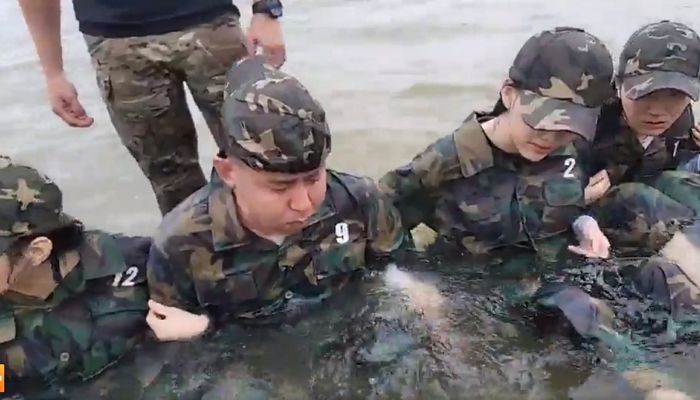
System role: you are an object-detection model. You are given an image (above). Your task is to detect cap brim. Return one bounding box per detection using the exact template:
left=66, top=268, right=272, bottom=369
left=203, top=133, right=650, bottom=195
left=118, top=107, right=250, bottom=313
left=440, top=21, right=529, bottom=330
left=622, top=71, right=700, bottom=101
left=520, top=91, right=599, bottom=142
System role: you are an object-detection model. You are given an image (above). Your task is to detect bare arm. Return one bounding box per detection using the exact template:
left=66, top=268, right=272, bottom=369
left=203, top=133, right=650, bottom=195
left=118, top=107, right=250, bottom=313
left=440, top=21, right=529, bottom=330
left=18, top=0, right=63, bottom=79
left=247, top=0, right=286, bottom=68
left=17, top=0, right=93, bottom=127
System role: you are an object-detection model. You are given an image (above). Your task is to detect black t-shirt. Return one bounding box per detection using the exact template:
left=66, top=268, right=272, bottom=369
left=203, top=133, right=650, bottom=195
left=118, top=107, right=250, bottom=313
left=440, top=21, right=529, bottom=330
left=73, top=0, right=240, bottom=38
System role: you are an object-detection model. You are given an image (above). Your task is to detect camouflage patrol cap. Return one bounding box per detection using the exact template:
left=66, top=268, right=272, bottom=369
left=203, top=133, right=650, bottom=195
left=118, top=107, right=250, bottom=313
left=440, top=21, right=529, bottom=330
left=618, top=20, right=700, bottom=101
left=222, top=56, right=331, bottom=174
left=0, top=156, right=74, bottom=254
left=509, top=27, right=614, bottom=142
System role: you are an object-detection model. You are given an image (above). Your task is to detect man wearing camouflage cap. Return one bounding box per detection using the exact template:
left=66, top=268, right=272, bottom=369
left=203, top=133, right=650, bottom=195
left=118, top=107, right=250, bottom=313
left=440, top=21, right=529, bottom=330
left=585, top=20, right=700, bottom=232
left=145, top=57, right=405, bottom=342
left=379, top=26, right=614, bottom=260
left=0, top=156, right=151, bottom=394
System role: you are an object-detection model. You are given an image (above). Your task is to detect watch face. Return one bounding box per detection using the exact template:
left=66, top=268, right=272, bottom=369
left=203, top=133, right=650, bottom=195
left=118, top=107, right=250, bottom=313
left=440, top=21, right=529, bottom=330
left=270, top=7, right=283, bottom=17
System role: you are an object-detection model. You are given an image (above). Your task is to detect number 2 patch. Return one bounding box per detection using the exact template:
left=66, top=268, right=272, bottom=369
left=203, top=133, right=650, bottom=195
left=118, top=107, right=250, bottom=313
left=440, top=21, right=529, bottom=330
left=563, top=158, right=576, bottom=178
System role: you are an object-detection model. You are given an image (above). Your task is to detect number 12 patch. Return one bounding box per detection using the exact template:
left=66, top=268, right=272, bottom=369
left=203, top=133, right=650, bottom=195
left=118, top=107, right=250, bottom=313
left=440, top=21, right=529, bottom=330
left=112, top=265, right=145, bottom=287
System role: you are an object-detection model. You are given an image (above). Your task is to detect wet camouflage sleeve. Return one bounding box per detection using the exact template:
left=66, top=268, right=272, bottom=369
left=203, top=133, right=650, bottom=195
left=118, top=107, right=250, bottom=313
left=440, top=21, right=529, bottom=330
left=378, top=133, right=464, bottom=231
left=357, top=178, right=406, bottom=262
left=147, top=227, right=202, bottom=313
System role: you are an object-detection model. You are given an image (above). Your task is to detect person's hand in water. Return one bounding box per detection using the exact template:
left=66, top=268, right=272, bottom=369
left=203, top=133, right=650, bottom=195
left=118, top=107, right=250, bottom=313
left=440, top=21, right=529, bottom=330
left=569, top=215, right=610, bottom=258
left=584, top=169, right=611, bottom=205
left=146, top=300, right=210, bottom=341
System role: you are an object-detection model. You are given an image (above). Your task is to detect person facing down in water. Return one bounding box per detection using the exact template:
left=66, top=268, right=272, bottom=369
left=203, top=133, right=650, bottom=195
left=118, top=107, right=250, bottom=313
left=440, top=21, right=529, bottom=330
left=585, top=20, right=700, bottom=247
left=379, top=27, right=614, bottom=260
left=145, top=57, right=405, bottom=342
left=0, top=156, right=151, bottom=394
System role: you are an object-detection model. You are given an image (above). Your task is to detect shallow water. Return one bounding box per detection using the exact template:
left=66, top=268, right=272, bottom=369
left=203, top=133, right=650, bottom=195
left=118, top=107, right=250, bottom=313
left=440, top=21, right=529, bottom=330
left=3, top=0, right=700, bottom=398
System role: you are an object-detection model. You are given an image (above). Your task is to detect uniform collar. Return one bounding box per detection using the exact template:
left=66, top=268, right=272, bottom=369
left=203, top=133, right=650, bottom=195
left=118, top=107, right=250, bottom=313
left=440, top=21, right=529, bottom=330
left=454, top=112, right=496, bottom=178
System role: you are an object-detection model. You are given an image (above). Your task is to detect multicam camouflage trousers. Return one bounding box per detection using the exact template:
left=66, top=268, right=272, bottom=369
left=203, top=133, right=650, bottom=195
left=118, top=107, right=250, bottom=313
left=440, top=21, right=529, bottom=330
left=85, top=13, right=248, bottom=214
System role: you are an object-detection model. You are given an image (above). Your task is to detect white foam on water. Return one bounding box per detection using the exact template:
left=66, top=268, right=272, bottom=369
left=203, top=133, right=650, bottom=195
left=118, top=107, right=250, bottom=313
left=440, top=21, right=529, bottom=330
left=383, top=264, right=445, bottom=322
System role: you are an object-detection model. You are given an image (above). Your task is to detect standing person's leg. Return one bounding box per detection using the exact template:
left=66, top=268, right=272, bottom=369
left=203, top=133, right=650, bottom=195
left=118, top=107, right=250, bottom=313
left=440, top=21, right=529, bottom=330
left=178, top=13, right=249, bottom=151
left=85, top=34, right=207, bottom=215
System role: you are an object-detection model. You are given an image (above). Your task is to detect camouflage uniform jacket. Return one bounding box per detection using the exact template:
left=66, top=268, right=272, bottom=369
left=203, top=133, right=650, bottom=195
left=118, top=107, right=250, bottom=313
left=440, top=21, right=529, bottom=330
left=591, top=99, right=699, bottom=185
left=147, top=170, right=404, bottom=323
left=379, top=112, right=587, bottom=255
left=0, top=231, right=149, bottom=386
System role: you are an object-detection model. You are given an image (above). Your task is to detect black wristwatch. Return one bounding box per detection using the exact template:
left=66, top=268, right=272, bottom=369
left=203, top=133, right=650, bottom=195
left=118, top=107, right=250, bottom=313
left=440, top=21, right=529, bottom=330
left=252, top=0, right=283, bottom=19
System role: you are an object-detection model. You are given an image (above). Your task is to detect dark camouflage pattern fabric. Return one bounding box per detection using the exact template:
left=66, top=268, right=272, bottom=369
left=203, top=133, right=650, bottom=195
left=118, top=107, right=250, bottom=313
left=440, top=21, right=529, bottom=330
left=0, top=230, right=150, bottom=394
left=146, top=170, right=404, bottom=322
left=618, top=20, right=700, bottom=100
left=592, top=182, right=695, bottom=253
left=532, top=283, right=616, bottom=340
left=650, top=169, right=700, bottom=213
left=379, top=112, right=587, bottom=256
left=509, top=27, right=614, bottom=141
left=221, top=57, right=331, bottom=174
left=638, top=220, right=700, bottom=318
left=535, top=220, right=700, bottom=357
left=0, top=156, right=74, bottom=252
left=85, top=12, right=249, bottom=214
left=590, top=99, right=700, bottom=185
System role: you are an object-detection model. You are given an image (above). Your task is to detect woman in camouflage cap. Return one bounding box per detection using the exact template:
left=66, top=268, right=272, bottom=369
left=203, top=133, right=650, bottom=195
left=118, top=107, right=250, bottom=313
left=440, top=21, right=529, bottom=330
left=577, top=20, right=700, bottom=364
left=379, top=26, right=614, bottom=260
left=586, top=20, right=700, bottom=244
left=0, top=156, right=151, bottom=394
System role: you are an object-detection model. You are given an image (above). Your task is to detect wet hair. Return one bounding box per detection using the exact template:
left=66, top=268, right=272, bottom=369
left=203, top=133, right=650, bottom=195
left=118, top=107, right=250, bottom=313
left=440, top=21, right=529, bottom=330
left=5, top=220, right=85, bottom=264
left=490, top=81, right=524, bottom=117
left=491, top=97, right=508, bottom=116
left=596, top=96, right=624, bottom=136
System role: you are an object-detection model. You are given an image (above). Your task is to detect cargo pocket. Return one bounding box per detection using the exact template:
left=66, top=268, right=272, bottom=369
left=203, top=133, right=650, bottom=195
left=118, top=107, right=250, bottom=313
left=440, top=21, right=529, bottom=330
left=541, top=178, right=584, bottom=235
left=83, top=286, right=148, bottom=380
left=311, top=221, right=367, bottom=284
left=194, top=263, right=261, bottom=307
left=94, top=65, right=113, bottom=104
left=438, top=194, right=502, bottom=248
